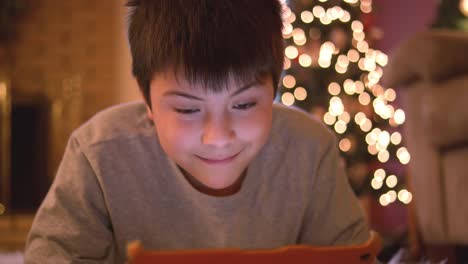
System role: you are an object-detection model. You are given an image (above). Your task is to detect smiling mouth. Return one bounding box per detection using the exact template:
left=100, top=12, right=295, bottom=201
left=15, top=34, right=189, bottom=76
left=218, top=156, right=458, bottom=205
left=197, top=153, right=240, bottom=165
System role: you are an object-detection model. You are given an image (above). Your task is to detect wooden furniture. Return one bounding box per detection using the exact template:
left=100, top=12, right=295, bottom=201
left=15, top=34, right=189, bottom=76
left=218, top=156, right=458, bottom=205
left=0, top=72, right=11, bottom=215
left=384, top=29, right=468, bottom=262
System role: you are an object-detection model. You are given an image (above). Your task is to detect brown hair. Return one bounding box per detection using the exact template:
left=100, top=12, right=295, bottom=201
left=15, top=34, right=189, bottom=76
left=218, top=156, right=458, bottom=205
left=126, top=0, right=284, bottom=107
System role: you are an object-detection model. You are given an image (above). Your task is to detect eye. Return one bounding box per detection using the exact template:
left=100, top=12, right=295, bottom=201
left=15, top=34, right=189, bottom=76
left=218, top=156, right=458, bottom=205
left=233, top=102, right=257, bottom=110
left=174, top=108, right=200, bottom=114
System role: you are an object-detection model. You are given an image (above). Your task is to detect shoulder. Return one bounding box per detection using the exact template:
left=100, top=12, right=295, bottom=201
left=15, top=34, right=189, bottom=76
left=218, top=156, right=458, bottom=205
left=271, top=103, right=336, bottom=150
left=72, top=101, right=155, bottom=147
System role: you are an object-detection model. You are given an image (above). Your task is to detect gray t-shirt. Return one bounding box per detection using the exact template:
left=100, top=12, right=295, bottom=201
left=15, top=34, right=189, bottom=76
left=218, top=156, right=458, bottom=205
left=25, top=102, right=369, bottom=263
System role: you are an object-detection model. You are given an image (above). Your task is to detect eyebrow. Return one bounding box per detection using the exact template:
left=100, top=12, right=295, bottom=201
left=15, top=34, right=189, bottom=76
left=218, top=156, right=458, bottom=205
left=162, top=81, right=260, bottom=101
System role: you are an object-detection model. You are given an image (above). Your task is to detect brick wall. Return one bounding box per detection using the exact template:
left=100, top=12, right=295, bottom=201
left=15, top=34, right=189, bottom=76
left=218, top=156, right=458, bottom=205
left=10, top=0, right=122, bottom=120
left=3, top=0, right=140, bottom=190
left=1, top=0, right=141, bottom=249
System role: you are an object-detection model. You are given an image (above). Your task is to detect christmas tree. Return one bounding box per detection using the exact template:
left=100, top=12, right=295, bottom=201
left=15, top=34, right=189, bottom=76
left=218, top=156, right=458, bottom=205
left=278, top=0, right=412, bottom=206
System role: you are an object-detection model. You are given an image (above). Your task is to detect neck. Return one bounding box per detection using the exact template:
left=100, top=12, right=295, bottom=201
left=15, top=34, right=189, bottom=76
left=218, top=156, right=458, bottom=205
left=179, top=167, right=247, bottom=197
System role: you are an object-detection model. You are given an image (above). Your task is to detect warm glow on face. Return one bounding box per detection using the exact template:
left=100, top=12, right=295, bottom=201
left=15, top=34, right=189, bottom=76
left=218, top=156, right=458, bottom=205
left=147, top=72, right=274, bottom=189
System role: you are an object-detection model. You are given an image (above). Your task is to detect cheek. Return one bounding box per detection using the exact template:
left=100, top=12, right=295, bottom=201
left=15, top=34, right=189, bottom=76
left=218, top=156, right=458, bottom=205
left=236, top=107, right=272, bottom=144
left=154, top=115, right=200, bottom=156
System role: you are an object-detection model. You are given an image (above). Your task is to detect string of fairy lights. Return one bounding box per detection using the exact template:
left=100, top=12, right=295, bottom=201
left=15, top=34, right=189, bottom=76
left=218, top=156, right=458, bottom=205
left=280, top=0, right=413, bottom=206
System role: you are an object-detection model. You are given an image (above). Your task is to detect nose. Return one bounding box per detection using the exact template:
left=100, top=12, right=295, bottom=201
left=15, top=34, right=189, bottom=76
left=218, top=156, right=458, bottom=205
left=201, top=114, right=235, bottom=147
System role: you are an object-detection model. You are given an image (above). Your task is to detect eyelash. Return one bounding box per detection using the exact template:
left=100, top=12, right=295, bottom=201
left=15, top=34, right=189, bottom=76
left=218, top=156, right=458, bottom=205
left=174, top=108, right=200, bottom=114
left=174, top=102, right=257, bottom=115
left=234, top=102, right=257, bottom=110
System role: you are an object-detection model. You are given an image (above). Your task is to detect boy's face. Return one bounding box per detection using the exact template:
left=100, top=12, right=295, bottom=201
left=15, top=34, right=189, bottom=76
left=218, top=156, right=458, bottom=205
left=146, top=71, right=274, bottom=190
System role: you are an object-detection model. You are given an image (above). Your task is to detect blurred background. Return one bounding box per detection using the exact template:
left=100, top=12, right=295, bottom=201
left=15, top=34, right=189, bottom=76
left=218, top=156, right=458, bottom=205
left=0, top=0, right=467, bottom=262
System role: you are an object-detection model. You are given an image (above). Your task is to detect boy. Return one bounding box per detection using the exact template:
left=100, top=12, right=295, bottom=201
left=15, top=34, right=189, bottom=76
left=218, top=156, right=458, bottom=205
left=25, top=0, right=369, bottom=263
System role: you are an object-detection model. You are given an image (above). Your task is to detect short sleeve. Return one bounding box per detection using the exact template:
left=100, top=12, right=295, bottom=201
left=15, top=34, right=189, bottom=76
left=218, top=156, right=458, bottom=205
left=298, top=136, right=370, bottom=246
left=24, top=135, right=120, bottom=263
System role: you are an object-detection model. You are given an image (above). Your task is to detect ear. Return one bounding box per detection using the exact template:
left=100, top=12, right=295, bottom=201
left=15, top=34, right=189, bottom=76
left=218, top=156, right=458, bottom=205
left=146, top=105, right=154, bottom=121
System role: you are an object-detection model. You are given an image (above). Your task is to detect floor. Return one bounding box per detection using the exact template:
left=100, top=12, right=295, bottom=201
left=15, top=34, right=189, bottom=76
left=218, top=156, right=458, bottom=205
left=0, top=214, right=34, bottom=252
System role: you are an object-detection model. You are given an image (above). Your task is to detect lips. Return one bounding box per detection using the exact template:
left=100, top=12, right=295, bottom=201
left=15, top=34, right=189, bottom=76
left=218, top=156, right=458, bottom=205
left=197, top=152, right=240, bottom=165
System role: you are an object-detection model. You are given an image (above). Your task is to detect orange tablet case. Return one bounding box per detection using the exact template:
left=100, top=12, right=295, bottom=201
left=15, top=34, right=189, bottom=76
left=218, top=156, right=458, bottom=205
left=127, top=231, right=382, bottom=264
